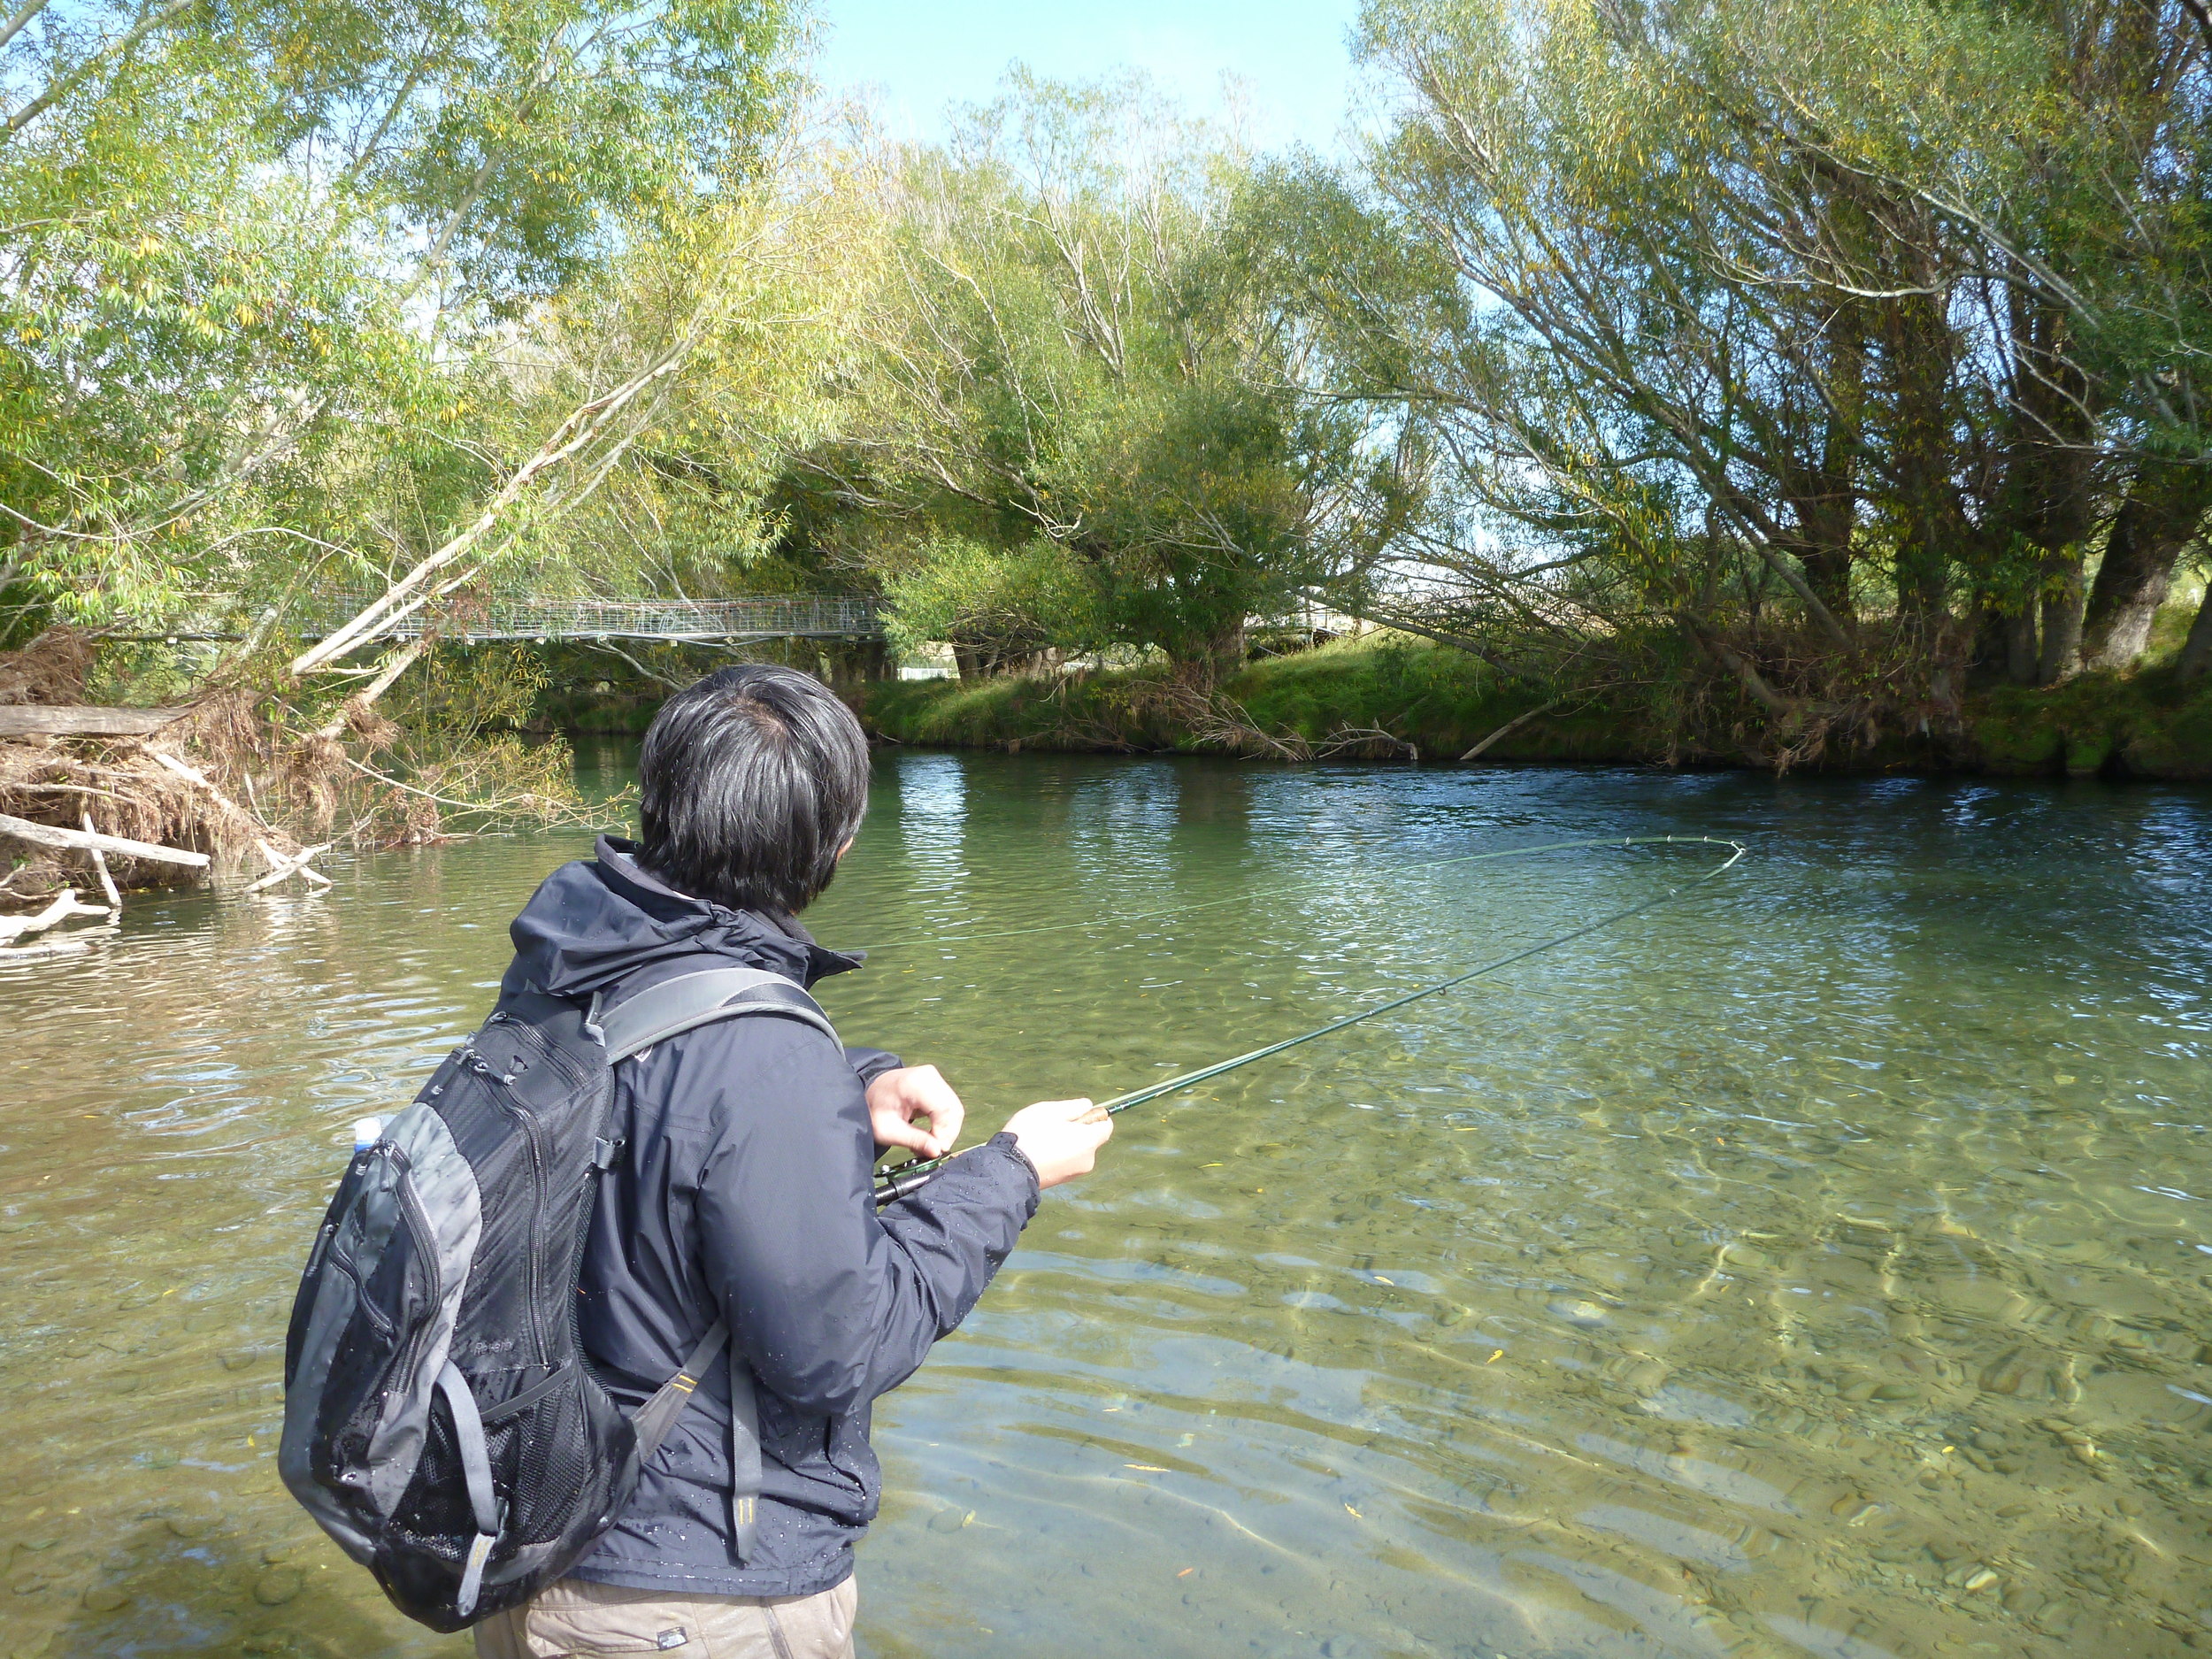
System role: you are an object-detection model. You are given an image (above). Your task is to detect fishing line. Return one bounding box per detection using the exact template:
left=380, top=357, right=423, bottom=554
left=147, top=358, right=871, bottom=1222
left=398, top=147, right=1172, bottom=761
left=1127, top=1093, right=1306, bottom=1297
left=851, top=833, right=1742, bottom=952
left=872, top=835, right=1747, bottom=1204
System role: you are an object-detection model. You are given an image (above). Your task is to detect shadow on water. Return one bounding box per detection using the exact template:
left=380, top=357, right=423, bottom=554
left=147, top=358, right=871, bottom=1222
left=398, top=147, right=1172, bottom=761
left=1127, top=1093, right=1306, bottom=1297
left=2, top=754, right=2209, bottom=1656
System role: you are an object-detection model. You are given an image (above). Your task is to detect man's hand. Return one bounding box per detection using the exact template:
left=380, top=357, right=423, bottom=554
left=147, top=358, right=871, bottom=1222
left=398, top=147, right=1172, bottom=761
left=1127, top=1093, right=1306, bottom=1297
left=866, top=1064, right=965, bottom=1160
left=1001, top=1098, right=1112, bottom=1189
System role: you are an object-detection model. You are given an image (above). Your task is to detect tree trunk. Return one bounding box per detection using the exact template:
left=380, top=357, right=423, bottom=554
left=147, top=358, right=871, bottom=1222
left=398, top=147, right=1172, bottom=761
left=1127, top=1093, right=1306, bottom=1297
left=1794, top=306, right=1864, bottom=626
left=2177, top=583, right=2212, bottom=683
left=2037, top=554, right=2085, bottom=685
left=2004, top=609, right=2039, bottom=685
left=2079, top=460, right=2212, bottom=672
left=1168, top=620, right=1248, bottom=694
left=1798, top=545, right=1853, bottom=626
left=1881, top=289, right=1962, bottom=630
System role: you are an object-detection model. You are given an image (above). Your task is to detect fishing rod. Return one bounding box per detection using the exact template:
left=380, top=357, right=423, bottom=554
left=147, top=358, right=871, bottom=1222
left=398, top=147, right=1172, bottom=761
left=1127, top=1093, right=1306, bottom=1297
left=852, top=833, right=1745, bottom=953
left=872, top=834, right=1746, bottom=1205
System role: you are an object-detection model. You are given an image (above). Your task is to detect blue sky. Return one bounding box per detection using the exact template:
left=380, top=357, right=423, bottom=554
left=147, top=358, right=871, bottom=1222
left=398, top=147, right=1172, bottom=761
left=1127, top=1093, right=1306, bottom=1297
left=808, top=0, right=1369, bottom=154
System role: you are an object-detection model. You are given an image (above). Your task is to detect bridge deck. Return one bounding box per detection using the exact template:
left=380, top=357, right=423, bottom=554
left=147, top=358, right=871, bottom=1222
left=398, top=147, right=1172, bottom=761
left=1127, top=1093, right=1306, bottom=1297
left=288, top=595, right=1363, bottom=646
left=325, top=595, right=887, bottom=642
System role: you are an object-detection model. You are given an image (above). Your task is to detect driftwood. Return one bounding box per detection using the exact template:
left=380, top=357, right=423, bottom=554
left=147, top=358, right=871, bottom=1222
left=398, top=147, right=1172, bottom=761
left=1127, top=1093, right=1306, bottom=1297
left=81, top=812, right=122, bottom=909
left=0, top=889, right=111, bottom=944
left=0, top=705, right=191, bottom=738
left=0, top=812, right=210, bottom=867
left=246, top=837, right=334, bottom=894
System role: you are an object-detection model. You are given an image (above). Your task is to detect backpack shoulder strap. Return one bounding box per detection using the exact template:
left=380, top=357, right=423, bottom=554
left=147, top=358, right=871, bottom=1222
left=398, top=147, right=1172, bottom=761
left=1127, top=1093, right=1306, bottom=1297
left=594, top=964, right=835, bottom=1569
left=590, top=966, right=840, bottom=1061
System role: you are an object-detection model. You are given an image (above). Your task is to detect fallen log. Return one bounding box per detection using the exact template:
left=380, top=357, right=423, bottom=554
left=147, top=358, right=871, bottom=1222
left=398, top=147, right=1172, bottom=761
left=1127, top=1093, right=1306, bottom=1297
left=0, top=812, right=211, bottom=867
left=0, top=705, right=191, bottom=738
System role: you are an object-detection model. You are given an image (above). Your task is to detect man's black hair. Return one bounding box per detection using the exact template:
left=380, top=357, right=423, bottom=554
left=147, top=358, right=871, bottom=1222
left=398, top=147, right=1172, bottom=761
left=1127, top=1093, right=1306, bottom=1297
left=637, top=664, right=870, bottom=915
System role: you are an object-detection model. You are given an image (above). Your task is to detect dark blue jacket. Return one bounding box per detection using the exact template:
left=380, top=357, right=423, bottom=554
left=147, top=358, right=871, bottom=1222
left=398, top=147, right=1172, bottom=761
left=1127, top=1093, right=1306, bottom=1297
left=498, top=838, right=1041, bottom=1598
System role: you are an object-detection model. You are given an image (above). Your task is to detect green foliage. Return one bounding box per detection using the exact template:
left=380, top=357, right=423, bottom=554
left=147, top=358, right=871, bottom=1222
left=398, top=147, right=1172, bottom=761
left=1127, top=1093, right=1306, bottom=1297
left=879, top=535, right=1105, bottom=665
left=0, top=0, right=800, bottom=646
left=810, top=70, right=1405, bottom=684
left=862, top=634, right=2212, bottom=778
left=1267, top=0, right=2212, bottom=730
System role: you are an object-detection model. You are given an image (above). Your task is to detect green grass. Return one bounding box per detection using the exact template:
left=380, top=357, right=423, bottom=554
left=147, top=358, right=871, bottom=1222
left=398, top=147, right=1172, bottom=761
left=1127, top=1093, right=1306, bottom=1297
left=862, top=634, right=1637, bottom=762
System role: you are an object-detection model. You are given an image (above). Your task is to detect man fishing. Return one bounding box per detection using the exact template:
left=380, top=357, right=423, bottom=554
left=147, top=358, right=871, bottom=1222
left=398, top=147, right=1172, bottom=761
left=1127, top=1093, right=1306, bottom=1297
left=472, top=664, right=1112, bottom=1657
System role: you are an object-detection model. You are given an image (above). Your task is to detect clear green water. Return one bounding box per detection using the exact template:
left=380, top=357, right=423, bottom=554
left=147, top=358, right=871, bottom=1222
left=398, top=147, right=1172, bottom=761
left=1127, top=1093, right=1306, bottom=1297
left=3, top=752, right=2209, bottom=1659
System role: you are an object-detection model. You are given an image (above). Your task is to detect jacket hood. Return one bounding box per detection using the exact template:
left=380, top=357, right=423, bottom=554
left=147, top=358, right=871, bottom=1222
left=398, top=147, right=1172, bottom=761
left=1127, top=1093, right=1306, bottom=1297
left=501, top=835, right=864, bottom=1001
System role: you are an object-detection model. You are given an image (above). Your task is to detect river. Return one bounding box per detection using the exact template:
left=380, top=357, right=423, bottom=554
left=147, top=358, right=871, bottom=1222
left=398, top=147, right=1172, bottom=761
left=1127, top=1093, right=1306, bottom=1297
left=2, top=753, right=2208, bottom=1658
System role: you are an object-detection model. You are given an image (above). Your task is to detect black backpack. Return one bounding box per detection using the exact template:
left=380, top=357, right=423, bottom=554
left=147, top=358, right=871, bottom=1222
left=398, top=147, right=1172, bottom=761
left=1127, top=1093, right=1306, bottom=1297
left=279, top=965, right=839, bottom=1632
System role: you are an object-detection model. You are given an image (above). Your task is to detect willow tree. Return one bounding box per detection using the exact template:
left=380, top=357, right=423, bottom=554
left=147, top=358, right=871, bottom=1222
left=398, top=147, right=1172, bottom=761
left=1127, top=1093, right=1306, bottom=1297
left=1273, top=0, right=2210, bottom=752
left=812, top=72, right=1398, bottom=687
left=0, top=0, right=796, bottom=651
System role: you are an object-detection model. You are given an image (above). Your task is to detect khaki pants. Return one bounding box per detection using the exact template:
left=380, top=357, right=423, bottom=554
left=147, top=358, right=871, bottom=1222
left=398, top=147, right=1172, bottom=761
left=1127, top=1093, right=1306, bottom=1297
left=472, top=1573, right=857, bottom=1659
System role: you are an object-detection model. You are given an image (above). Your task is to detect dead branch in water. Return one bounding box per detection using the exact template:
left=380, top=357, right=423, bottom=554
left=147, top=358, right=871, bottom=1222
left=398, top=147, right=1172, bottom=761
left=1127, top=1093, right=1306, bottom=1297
left=81, top=812, right=121, bottom=909
left=0, top=888, right=110, bottom=943
left=1317, top=726, right=1421, bottom=762
left=1461, top=698, right=1564, bottom=762
left=245, top=839, right=334, bottom=894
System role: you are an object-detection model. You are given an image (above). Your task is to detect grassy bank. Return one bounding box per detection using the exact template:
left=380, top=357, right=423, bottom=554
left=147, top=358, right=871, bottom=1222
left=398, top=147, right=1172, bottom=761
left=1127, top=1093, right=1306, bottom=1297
left=856, top=634, right=2212, bottom=780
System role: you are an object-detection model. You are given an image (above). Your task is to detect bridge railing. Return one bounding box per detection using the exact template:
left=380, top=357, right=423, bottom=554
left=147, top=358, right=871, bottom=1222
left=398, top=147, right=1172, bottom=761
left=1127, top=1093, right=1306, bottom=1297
left=293, top=592, right=1361, bottom=646
left=307, top=595, right=885, bottom=641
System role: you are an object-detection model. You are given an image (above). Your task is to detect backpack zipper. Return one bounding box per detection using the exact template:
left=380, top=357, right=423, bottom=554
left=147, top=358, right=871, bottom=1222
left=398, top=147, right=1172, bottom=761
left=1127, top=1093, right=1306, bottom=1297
left=501, top=1096, right=552, bottom=1369
left=471, top=1031, right=555, bottom=1370
left=382, top=1145, right=443, bottom=1400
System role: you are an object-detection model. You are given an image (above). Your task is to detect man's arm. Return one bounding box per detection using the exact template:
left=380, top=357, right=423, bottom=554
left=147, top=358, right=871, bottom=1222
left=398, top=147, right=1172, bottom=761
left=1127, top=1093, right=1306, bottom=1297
left=843, top=1045, right=902, bottom=1087
left=689, top=1019, right=1040, bottom=1417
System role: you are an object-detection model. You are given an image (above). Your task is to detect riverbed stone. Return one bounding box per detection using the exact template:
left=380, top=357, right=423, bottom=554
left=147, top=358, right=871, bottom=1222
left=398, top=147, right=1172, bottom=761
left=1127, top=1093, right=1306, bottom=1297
left=1624, top=1360, right=1668, bottom=1392
left=253, top=1569, right=303, bottom=1606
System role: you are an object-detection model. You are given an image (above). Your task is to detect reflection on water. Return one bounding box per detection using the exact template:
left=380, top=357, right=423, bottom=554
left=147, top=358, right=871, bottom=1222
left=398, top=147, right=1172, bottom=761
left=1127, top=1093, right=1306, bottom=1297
left=3, top=753, right=2208, bottom=1658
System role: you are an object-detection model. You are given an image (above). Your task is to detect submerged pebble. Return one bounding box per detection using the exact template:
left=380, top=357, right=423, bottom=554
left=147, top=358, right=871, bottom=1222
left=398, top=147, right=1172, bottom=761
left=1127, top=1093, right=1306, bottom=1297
left=253, top=1568, right=303, bottom=1606
left=1548, top=1299, right=1609, bottom=1327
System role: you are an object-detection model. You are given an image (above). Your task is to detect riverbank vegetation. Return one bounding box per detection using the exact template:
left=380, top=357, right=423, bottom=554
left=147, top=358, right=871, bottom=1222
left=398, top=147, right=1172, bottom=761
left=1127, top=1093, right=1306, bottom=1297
left=3, top=0, right=2210, bottom=907
left=862, top=630, right=2212, bottom=777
